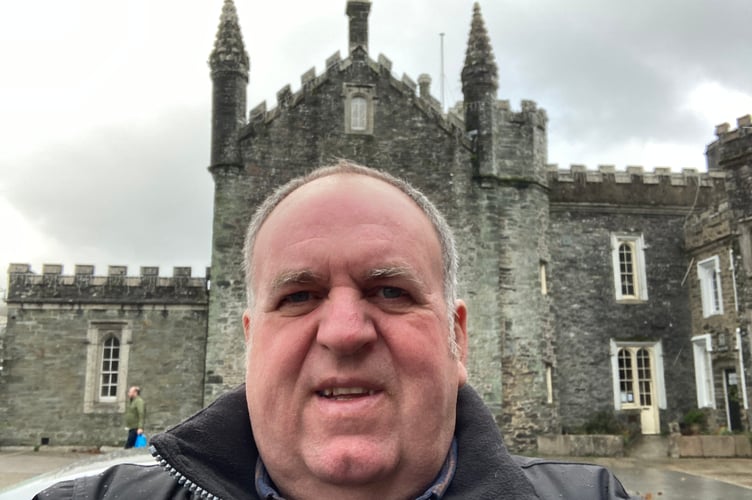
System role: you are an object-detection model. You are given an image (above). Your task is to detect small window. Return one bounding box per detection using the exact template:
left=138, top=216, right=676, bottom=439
left=540, top=261, right=548, bottom=296
left=611, top=234, right=648, bottom=301
left=343, top=83, right=375, bottom=134
left=350, top=96, right=367, bottom=131
left=545, top=364, right=554, bottom=404
left=698, top=256, right=723, bottom=317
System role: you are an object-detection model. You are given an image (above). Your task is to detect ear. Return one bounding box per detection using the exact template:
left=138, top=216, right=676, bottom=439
left=242, top=309, right=252, bottom=343
left=453, top=299, right=469, bottom=387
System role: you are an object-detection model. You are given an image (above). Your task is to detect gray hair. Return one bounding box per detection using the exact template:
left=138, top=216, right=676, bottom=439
left=242, top=160, right=460, bottom=356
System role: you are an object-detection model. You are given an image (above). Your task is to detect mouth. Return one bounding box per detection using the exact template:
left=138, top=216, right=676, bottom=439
left=317, top=387, right=378, bottom=400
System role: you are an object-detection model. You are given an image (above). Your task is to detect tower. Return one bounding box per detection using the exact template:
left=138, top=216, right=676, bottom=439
left=205, top=0, right=251, bottom=402
left=209, top=0, right=249, bottom=169
left=461, top=3, right=556, bottom=449
left=461, top=2, right=498, bottom=178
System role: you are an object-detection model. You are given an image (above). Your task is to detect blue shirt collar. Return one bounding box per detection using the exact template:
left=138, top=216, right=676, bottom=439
left=255, top=438, right=458, bottom=499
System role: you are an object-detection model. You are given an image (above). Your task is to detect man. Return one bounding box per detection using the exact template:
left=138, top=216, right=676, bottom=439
left=124, top=385, right=145, bottom=449
left=35, top=161, right=637, bottom=499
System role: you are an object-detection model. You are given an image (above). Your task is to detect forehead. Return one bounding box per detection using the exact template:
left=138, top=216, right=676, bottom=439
left=263, top=173, right=432, bottom=234
left=251, top=174, right=441, bottom=276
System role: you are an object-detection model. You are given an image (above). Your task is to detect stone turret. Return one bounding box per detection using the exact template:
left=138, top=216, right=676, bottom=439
left=346, top=0, right=371, bottom=54
left=209, top=0, right=249, bottom=169
left=461, top=3, right=498, bottom=177
left=205, top=0, right=251, bottom=403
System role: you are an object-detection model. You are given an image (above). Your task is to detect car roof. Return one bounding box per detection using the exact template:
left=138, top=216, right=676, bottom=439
left=0, top=449, right=155, bottom=499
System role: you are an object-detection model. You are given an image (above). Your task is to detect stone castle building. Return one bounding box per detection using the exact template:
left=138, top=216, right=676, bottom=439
left=1, top=0, right=750, bottom=451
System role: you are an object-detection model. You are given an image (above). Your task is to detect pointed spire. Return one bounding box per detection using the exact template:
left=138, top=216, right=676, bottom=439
left=209, top=0, right=250, bottom=77
left=461, top=3, right=498, bottom=93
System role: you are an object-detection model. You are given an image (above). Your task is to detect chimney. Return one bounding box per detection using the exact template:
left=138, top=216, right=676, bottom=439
left=346, top=1, right=371, bottom=54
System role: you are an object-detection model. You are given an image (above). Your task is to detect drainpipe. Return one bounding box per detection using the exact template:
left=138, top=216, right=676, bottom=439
left=736, top=328, right=749, bottom=410
left=730, top=249, right=739, bottom=312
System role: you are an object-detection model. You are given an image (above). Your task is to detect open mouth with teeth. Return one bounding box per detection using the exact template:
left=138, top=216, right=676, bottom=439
left=317, top=387, right=377, bottom=400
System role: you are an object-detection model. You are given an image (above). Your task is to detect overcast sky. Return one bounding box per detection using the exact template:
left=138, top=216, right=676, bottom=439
left=1, top=0, right=751, bottom=291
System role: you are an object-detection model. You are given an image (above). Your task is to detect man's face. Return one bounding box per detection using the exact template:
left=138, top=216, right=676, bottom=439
left=128, top=387, right=137, bottom=399
left=243, top=174, right=468, bottom=499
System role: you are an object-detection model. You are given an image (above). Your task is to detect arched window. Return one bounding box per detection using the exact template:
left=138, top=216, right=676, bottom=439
left=350, top=96, right=367, bottom=131
left=344, top=83, right=374, bottom=134
left=618, top=243, right=636, bottom=296
left=617, top=348, right=634, bottom=403
left=99, top=335, right=120, bottom=401
left=616, top=346, right=655, bottom=408
left=610, top=233, right=648, bottom=301
left=84, top=322, right=132, bottom=413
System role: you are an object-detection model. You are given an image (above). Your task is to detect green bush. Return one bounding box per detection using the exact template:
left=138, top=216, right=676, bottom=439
left=583, top=410, right=625, bottom=435
left=682, top=409, right=707, bottom=426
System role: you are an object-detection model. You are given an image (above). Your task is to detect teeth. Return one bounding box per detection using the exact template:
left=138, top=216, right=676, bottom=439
left=320, top=387, right=375, bottom=397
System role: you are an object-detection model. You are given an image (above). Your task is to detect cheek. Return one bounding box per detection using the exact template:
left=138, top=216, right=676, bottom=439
left=246, top=318, right=314, bottom=390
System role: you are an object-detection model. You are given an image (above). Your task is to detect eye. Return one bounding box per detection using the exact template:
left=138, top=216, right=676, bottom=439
left=275, top=290, right=322, bottom=315
left=284, top=291, right=312, bottom=303
left=379, top=286, right=407, bottom=299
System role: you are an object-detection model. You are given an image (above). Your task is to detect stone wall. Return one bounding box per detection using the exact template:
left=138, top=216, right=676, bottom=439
left=1, top=265, right=208, bottom=446
left=549, top=202, right=699, bottom=431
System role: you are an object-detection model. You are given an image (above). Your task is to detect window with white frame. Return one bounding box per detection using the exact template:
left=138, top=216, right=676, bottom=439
left=99, top=335, right=120, bottom=401
left=698, top=256, right=723, bottom=317
left=84, top=322, right=132, bottom=414
left=610, top=340, right=666, bottom=410
left=611, top=233, right=648, bottom=301
left=691, top=334, right=715, bottom=408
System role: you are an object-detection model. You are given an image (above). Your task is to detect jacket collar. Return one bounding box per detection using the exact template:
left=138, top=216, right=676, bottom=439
left=151, top=384, right=538, bottom=499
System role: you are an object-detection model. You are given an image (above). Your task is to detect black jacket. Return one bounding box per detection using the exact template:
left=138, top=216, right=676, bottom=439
left=34, top=385, right=637, bottom=499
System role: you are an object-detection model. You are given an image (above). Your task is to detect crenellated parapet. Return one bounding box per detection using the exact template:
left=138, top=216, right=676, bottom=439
left=243, top=49, right=467, bottom=142
left=548, top=165, right=726, bottom=208
left=496, top=99, right=548, bottom=129
left=6, top=264, right=209, bottom=305
left=706, top=115, right=752, bottom=172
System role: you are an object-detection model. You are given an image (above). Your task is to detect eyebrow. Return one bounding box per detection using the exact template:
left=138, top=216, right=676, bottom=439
left=366, top=266, right=428, bottom=293
left=265, top=265, right=428, bottom=296
left=366, top=266, right=412, bottom=280
left=268, top=269, right=322, bottom=296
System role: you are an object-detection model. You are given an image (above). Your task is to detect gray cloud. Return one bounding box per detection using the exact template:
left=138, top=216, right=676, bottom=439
left=2, top=0, right=751, bottom=288
left=4, top=107, right=213, bottom=275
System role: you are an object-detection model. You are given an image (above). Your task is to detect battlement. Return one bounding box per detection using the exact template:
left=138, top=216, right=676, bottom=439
left=244, top=50, right=467, bottom=141
left=548, top=164, right=723, bottom=187
left=6, top=264, right=209, bottom=305
left=706, top=114, right=752, bottom=172
left=496, top=99, right=548, bottom=127
left=548, top=165, right=725, bottom=208
left=712, top=114, right=752, bottom=144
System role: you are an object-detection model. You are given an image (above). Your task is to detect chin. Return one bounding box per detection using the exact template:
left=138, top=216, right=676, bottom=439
left=306, top=441, right=397, bottom=485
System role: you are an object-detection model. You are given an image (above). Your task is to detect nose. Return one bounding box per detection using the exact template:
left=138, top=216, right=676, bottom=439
left=316, top=287, right=377, bottom=356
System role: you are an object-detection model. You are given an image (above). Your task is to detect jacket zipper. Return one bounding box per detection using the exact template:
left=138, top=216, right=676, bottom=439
left=150, top=444, right=223, bottom=499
